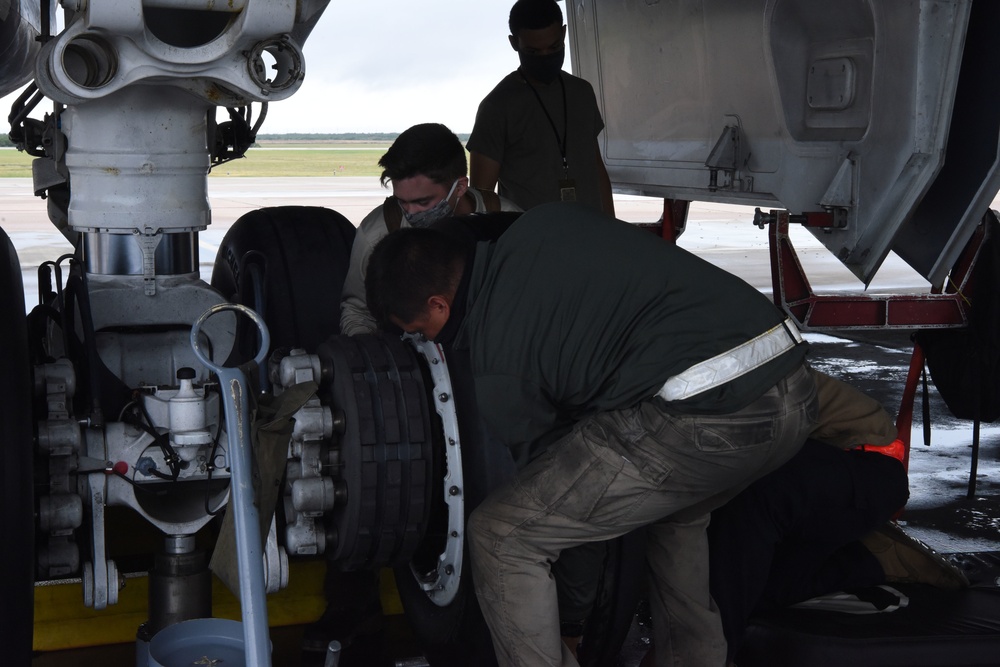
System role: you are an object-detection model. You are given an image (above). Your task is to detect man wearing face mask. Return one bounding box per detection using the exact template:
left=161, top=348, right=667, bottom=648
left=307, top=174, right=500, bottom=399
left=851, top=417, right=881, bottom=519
left=339, top=122, right=520, bottom=336
left=467, top=0, right=614, bottom=215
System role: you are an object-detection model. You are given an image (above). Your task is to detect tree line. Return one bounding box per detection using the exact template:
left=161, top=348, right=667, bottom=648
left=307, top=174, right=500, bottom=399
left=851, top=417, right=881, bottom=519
left=256, top=132, right=471, bottom=142
left=1, top=133, right=471, bottom=148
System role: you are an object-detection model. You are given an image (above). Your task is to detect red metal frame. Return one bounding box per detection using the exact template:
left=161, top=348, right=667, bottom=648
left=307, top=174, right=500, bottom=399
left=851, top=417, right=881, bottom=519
left=636, top=199, right=689, bottom=243
left=895, top=340, right=926, bottom=473
left=768, top=210, right=985, bottom=329
left=659, top=199, right=689, bottom=243
left=766, top=210, right=992, bottom=488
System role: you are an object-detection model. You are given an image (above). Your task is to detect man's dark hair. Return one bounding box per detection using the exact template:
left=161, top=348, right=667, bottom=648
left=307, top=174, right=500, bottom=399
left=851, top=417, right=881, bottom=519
left=378, top=123, right=467, bottom=187
left=509, top=0, right=563, bottom=36
left=365, top=227, right=467, bottom=328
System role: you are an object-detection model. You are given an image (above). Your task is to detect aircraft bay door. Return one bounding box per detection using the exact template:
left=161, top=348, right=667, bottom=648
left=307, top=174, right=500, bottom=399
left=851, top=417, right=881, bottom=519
left=567, top=0, right=1000, bottom=287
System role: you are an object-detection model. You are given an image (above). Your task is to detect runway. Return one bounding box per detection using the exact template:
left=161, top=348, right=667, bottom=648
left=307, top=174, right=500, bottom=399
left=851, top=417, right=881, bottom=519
left=2, top=175, right=934, bottom=311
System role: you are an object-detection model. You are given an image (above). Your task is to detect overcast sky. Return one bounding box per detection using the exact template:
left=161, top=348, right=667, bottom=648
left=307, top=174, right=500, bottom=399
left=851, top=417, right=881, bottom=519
left=2, top=2, right=548, bottom=135
left=282, top=1, right=519, bottom=133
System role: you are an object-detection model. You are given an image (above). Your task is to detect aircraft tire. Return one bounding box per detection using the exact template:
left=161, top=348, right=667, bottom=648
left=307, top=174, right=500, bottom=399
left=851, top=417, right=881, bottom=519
left=0, top=227, right=36, bottom=667
left=317, top=333, right=435, bottom=570
left=394, top=346, right=644, bottom=667
left=210, top=205, right=356, bottom=362
left=392, top=345, right=512, bottom=667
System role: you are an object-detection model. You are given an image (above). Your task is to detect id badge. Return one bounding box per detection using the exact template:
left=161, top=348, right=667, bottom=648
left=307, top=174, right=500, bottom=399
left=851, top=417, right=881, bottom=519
left=559, top=178, right=577, bottom=202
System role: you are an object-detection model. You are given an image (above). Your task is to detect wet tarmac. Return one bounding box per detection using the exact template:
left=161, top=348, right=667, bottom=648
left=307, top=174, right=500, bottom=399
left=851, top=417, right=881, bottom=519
left=805, top=330, right=1000, bottom=554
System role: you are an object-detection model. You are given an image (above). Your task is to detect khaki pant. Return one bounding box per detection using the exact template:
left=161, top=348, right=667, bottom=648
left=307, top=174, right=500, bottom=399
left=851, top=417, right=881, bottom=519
left=468, top=363, right=818, bottom=667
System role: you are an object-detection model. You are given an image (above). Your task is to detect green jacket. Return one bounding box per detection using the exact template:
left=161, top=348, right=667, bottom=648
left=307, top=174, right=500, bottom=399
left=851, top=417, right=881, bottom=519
left=452, top=203, right=806, bottom=465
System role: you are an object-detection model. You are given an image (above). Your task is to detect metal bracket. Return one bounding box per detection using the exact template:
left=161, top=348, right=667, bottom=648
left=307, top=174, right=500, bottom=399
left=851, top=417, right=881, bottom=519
left=134, top=228, right=163, bottom=296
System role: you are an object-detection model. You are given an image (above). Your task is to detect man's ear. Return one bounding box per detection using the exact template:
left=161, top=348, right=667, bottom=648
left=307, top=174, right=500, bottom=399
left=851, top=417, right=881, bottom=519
left=454, top=176, right=469, bottom=202
left=508, top=34, right=519, bottom=51
left=427, top=294, right=451, bottom=315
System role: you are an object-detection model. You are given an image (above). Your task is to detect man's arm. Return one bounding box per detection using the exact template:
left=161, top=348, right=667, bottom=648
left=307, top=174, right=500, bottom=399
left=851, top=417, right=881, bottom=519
left=470, top=151, right=502, bottom=193
left=808, top=367, right=898, bottom=449
left=339, top=221, right=379, bottom=336
left=595, top=140, right=615, bottom=217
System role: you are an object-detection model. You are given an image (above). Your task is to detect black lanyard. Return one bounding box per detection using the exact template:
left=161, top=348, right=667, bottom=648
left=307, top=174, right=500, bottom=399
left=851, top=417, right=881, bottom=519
left=519, top=70, right=569, bottom=177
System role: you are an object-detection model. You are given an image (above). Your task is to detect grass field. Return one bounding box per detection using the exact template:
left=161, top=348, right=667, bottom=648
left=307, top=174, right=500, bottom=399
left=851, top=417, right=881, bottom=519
left=0, top=142, right=392, bottom=178
left=211, top=146, right=388, bottom=177
left=0, top=148, right=33, bottom=177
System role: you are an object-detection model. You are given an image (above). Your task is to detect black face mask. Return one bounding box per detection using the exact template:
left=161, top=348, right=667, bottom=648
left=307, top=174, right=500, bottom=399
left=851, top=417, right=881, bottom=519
left=518, top=49, right=565, bottom=84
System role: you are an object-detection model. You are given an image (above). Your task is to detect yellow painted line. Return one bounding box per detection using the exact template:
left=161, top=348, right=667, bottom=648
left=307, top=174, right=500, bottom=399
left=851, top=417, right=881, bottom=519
left=212, top=559, right=328, bottom=625
left=34, top=560, right=327, bottom=652
left=34, top=561, right=405, bottom=652
left=34, top=575, right=151, bottom=652
left=380, top=567, right=405, bottom=616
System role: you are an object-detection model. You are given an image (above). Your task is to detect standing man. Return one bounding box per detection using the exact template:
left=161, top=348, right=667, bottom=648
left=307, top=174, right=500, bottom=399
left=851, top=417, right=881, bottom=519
left=365, top=204, right=818, bottom=667
left=468, top=0, right=615, bottom=215
left=339, top=122, right=519, bottom=336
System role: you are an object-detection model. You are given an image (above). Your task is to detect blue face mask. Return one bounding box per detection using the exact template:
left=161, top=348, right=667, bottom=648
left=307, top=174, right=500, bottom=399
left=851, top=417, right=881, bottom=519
left=403, top=179, right=459, bottom=228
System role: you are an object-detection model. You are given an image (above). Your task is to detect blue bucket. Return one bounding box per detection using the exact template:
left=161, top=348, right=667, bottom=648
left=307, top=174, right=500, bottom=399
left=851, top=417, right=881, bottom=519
left=148, top=618, right=262, bottom=667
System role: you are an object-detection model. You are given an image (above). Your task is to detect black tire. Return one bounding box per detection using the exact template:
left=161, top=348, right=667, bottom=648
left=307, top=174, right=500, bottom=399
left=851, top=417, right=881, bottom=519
left=210, top=205, right=356, bottom=362
left=394, top=347, right=645, bottom=667
left=210, top=207, right=388, bottom=658
left=318, top=333, right=435, bottom=570
left=0, top=227, right=35, bottom=667
left=393, top=345, right=513, bottom=667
